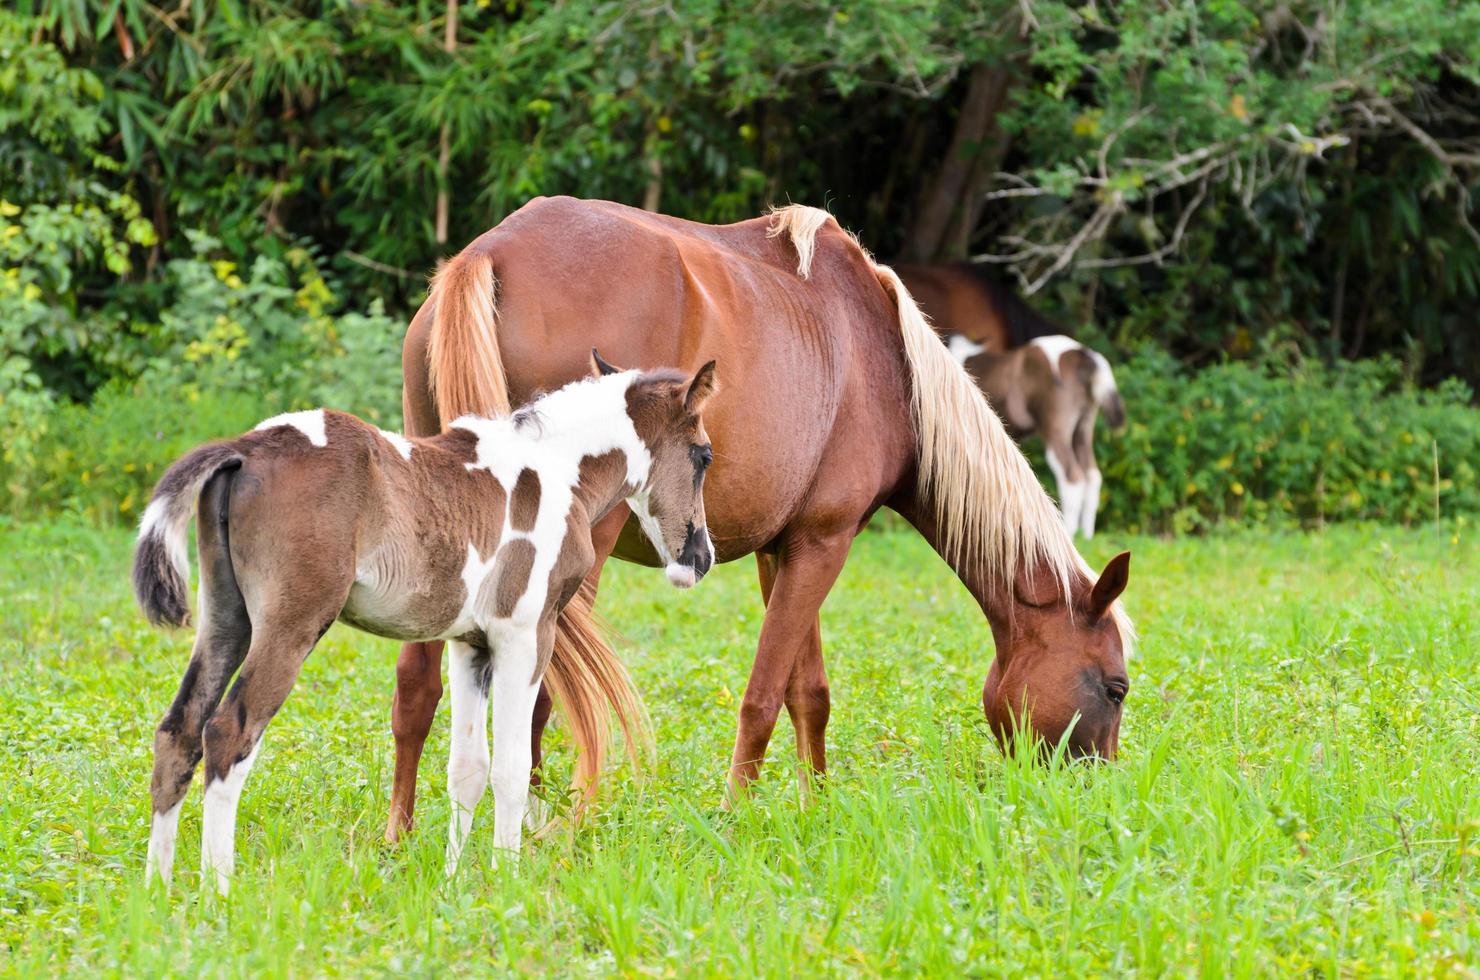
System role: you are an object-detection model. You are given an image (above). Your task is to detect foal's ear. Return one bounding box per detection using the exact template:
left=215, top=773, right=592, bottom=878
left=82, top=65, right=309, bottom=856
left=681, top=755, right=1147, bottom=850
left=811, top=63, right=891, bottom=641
left=685, top=360, right=719, bottom=415
left=1087, top=551, right=1130, bottom=618
left=590, top=348, right=623, bottom=377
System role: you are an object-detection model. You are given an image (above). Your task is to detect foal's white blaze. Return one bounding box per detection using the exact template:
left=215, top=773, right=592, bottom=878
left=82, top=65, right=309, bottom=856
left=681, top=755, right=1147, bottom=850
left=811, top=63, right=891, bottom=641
left=254, top=408, right=328, bottom=447
left=200, top=739, right=262, bottom=895
left=378, top=428, right=414, bottom=461
left=146, top=799, right=184, bottom=886
left=665, top=563, right=698, bottom=589
left=947, top=334, right=987, bottom=365
left=1028, top=335, right=1081, bottom=378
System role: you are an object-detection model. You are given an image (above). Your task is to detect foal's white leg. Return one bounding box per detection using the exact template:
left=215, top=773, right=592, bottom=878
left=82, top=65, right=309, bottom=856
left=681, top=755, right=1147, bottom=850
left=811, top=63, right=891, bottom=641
left=444, top=640, right=491, bottom=876
left=1080, top=467, right=1103, bottom=539
left=200, top=740, right=262, bottom=895
left=146, top=800, right=184, bottom=886
left=488, top=628, right=542, bottom=865
left=1045, top=448, right=1083, bottom=535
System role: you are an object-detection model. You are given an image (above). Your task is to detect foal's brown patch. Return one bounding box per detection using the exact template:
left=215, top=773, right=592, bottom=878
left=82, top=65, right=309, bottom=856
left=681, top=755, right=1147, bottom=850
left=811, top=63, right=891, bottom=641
left=489, top=539, right=537, bottom=618
left=509, top=468, right=541, bottom=532
left=577, top=449, right=630, bottom=510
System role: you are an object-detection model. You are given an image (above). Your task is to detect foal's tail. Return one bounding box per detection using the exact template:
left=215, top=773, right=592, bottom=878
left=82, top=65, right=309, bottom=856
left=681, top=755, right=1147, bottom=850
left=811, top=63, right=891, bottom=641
left=543, top=584, right=652, bottom=805
left=132, top=442, right=244, bottom=628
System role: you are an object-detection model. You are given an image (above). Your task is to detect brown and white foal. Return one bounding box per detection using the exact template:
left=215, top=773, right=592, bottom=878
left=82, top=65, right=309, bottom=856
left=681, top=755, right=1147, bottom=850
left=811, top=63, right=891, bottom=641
left=134, top=356, right=718, bottom=893
left=947, top=334, right=1127, bottom=538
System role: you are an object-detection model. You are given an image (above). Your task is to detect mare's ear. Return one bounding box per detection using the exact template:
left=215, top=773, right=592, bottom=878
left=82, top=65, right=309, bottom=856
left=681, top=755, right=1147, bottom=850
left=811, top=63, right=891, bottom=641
left=1087, top=551, right=1130, bottom=618
left=590, top=348, right=623, bottom=377
left=684, top=360, right=718, bottom=415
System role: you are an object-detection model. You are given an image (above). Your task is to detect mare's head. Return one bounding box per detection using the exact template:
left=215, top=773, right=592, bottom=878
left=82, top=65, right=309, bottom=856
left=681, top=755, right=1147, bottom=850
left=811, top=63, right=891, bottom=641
left=981, top=551, right=1132, bottom=759
left=597, top=350, right=718, bottom=588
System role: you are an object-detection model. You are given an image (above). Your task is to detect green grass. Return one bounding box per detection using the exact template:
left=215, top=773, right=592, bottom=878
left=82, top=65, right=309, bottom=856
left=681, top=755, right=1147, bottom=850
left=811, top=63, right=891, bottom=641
left=1, top=517, right=1477, bottom=976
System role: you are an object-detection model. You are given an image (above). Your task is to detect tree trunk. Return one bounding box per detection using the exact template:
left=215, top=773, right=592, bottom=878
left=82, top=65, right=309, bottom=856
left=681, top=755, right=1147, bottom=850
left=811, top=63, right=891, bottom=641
left=902, top=60, right=1016, bottom=262
left=434, top=0, right=458, bottom=246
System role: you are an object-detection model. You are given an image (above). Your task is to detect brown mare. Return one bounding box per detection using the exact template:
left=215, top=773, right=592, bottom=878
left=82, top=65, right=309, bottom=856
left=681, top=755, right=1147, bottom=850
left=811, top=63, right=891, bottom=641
left=385, top=198, right=1135, bottom=841
left=946, top=334, right=1126, bottom=538
left=136, top=361, right=717, bottom=892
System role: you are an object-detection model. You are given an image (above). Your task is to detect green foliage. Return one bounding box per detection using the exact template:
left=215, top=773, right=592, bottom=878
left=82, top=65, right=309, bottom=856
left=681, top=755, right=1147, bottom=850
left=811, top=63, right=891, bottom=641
left=1, top=521, right=1476, bottom=971
left=1096, top=352, right=1480, bottom=533
left=0, top=234, right=401, bottom=519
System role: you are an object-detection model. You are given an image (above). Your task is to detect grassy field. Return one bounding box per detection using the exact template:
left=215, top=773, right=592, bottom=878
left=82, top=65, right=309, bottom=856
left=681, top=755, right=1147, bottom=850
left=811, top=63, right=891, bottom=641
left=0, top=517, right=1476, bottom=976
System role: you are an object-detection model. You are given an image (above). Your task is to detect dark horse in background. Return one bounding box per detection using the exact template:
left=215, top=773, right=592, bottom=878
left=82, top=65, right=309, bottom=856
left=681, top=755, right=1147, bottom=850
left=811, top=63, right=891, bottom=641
left=384, top=198, right=1135, bottom=841
left=898, top=264, right=1128, bottom=538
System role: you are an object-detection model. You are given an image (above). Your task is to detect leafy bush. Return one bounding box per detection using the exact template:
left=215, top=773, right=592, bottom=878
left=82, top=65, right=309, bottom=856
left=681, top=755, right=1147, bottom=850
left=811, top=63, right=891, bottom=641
left=1, top=236, right=403, bottom=520
left=1094, top=351, right=1480, bottom=534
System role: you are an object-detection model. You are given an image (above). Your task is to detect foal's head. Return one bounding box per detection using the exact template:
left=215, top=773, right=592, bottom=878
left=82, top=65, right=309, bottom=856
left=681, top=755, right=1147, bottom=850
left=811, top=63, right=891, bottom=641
left=597, top=351, right=719, bottom=589
left=981, top=551, right=1132, bottom=759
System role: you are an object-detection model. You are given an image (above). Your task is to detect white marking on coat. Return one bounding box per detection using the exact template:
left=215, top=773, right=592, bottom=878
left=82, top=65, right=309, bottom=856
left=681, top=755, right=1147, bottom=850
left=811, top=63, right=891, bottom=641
left=254, top=409, right=328, bottom=447
left=1081, top=468, right=1103, bottom=539
left=145, top=799, right=184, bottom=886
left=200, top=739, right=262, bottom=895
left=138, top=497, right=188, bottom=586
left=378, top=428, right=414, bottom=460
left=451, top=371, right=655, bottom=627
left=947, top=334, right=987, bottom=365
left=1028, top=335, right=1082, bottom=378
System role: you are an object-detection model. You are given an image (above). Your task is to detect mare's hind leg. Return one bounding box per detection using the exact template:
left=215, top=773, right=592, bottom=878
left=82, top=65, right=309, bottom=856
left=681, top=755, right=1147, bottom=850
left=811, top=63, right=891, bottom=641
left=729, top=530, right=853, bottom=799
left=444, top=641, right=491, bottom=875
left=148, top=470, right=252, bottom=886
left=1072, top=410, right=1101, bottom=539
left=387, top=640, right=444, bottom=843
left=757, top=552, right=831, bottom=791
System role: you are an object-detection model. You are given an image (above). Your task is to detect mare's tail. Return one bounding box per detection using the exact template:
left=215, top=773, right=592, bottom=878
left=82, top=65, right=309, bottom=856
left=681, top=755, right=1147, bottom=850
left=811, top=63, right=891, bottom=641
left=132, top=443, right=244, bottom=628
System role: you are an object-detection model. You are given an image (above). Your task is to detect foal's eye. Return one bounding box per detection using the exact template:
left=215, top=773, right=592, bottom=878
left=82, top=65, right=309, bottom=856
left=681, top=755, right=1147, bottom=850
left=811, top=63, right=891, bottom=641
left=690, top=444, right=712, bottom=469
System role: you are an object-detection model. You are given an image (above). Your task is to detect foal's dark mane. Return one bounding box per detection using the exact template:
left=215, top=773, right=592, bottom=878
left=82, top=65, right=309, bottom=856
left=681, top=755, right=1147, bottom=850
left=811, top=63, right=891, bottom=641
left=959, top=263, right=1070, bottom=346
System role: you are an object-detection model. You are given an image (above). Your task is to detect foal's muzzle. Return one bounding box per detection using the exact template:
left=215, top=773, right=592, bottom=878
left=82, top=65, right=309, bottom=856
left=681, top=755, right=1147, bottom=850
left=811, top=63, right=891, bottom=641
left=666, top=525, right=714, bottom=589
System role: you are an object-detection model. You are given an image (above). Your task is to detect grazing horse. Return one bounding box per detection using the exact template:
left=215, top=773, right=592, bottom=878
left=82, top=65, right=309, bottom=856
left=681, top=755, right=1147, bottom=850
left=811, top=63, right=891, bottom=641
left=135, top=360, right=718, bottom=893
left=947, top=334, right=1126, bottom=538
left=896, top=263, right=1063, bottom=352
left=385, top=197, right=1135, bottom=842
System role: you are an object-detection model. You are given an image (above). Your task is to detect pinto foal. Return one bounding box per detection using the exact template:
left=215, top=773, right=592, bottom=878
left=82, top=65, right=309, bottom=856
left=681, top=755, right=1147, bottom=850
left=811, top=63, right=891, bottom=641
left=947, top=334, right=1126, bottom=538
left=135, top=356, right=718, bottom=893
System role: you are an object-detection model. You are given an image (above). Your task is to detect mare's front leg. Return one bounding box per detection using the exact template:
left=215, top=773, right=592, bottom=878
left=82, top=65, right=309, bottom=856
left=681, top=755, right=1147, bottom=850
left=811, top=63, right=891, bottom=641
left=487, top=622, right=550, bottom=863
left=756, top=552, right=831, bottom=793
left=728, top=529, right=853, bottom=800
left=444, top=641, right=492, bottom=875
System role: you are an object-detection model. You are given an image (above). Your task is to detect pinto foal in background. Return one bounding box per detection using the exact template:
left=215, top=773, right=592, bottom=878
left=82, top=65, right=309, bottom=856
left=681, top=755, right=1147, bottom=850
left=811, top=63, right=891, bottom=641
left=947, top=335, right=1126, bottom=539
left=134, top=354, right=718, bottom=893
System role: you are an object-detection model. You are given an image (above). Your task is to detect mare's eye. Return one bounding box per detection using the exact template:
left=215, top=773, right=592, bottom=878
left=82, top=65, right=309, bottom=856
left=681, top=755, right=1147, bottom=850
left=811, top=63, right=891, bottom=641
left=1104, top=680, right=1128, bottom=706
left=690, top=444, right=712, bottom=469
